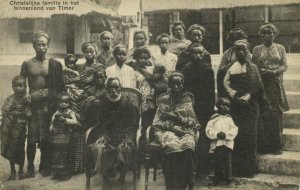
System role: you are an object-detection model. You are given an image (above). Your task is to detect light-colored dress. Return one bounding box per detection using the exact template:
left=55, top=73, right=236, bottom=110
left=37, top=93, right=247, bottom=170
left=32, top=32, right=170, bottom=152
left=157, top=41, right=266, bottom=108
left=153, top=51, right=178, bottom=79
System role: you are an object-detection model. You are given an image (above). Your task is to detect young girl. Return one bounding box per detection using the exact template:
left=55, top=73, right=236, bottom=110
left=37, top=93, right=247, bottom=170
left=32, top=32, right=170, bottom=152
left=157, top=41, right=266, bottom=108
left=1, top=76, right=31, bottom=180
left=96, top=31, right=115, bottom=68
left=50, top=93, right=79, bottom=180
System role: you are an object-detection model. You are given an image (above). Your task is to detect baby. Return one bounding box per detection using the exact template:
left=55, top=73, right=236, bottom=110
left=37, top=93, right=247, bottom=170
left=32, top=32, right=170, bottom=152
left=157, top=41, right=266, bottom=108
left=206, top=98, right=238, bottom=185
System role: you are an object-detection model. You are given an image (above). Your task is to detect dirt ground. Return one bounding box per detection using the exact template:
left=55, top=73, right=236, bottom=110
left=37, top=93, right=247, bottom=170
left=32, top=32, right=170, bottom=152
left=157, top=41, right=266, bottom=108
left=0, top=149, right=298, bottom=190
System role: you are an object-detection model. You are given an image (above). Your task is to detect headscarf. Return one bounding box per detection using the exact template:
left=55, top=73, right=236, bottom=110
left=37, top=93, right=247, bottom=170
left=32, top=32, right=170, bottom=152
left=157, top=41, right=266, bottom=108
left=187, top=24, right=206, bottom=38
left=234, top=39, right=249, bottom=49
left=99, top=31, right=113, bottom=40
left=32, top=31, right=50, bottom=44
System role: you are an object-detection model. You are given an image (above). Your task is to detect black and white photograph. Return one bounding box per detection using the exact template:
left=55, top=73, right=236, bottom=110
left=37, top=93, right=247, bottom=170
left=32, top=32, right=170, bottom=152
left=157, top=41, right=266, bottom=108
left=0, top=0, right=299, bottom=189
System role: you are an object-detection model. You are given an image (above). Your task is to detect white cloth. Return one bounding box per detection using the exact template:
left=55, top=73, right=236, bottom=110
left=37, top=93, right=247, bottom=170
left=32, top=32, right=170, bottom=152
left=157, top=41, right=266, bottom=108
left=206, top=114, right=238, bottom=153
left=153, top=51, right=178, bottom=78
left=106, top=63, right=137, bottom=88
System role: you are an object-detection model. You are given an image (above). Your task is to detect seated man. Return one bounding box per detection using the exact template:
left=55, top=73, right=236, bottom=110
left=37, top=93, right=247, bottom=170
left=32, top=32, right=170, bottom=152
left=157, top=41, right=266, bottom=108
left=87, top=77, right=139, bottom=189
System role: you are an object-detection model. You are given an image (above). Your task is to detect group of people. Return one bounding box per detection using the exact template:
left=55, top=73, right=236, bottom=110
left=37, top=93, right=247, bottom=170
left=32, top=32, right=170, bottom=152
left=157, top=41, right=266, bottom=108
left=0, top=21, right=289, bottom=190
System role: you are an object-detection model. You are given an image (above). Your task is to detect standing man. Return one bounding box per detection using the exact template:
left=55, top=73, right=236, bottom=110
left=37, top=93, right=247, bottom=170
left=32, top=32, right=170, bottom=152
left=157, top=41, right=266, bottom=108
left=20, top=31, right=64, bottom=177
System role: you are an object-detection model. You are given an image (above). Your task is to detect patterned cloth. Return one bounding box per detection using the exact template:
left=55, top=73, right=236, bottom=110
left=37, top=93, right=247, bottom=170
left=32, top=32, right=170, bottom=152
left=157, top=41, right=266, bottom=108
left=97, top=49, right=115, bottom=69
left=252, top=43, right=289, bottom=112
left=1, top=94, right=31, bottom=165
left=106, top=63, right=137, bottom=88
left=50, top=109, right=78, bottom=174
left=136, top=66, right=155, bottom=113
left=152, top=92, right=200, bottom=154
left=153, top=51, right=178, bottom=79
left=168, top=37, right=191, bottom=56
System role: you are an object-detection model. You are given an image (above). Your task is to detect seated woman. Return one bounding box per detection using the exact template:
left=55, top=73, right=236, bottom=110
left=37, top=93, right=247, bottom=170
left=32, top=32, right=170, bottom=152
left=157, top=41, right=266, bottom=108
left=152, top=72, right=200, bottom=190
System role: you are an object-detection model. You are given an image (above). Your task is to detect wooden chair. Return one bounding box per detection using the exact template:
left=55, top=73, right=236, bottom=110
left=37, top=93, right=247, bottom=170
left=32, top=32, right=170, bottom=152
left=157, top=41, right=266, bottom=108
left=85, top=88, right=142, bottom=190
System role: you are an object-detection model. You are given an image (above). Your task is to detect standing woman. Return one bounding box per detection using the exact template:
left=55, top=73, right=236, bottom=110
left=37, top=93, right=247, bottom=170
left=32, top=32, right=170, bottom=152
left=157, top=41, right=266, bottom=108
left=217, top=28, right=249, bottom=98
left=176, top=24, right=211, bottom=71
left=252, top=23, right=289, bottom=155
left=224, top=40, right=269, bottom=177
left=71, top=42, right=104, bottom=174
left=154, top=33, right=178, bottom=78
left=128, top=30, right=148, bottom=60
left=169, top=22, right=191, bottom=56
left=97, top=31, right=115, bottom=69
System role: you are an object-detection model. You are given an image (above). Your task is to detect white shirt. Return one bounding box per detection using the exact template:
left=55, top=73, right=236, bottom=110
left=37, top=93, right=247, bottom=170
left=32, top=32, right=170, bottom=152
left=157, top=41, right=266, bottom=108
left=206, top=114, right=238, bottom=153
left=106, top=63, right=137, bottom=88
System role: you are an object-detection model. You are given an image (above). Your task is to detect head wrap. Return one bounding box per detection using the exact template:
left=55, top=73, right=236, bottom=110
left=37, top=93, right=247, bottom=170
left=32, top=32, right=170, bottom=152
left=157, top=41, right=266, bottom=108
left=168, top=71, right=184, bottom=85
left=258, top=23, right=280, bottom=38
left=234, top=39, right=249, bottom=49
left=156, top=33, right=170, bottom=44
left=32, top=31, right=50, bottom=44
left=100, top=31, right=113, bottom=40
left=81, top=42, right=98, bottom=53
left=187, top=24, right=206, bottom=37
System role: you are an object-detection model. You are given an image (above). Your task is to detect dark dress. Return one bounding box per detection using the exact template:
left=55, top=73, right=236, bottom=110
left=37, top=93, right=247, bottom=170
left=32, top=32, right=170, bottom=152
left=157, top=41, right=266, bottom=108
left=182, top=59, right=215, bottom=176
left=224, top=61, right=269, bottom=177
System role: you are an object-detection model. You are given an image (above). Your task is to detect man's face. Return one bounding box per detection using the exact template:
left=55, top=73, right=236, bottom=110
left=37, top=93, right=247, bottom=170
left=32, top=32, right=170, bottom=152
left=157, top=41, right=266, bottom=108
left=115, top=48, right=127, bottom=64
left=12, top=79, right=26, bottom=95
left=33, top=36, right=48, bottom=55
left=83, top=46, right=96, bottom=61
left=107, top=79, right=122, bottom=101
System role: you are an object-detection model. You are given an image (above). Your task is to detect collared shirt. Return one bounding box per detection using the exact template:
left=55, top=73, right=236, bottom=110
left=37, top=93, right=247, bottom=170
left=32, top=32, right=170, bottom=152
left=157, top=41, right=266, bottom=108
left=106, top=63, right=137, bottom=88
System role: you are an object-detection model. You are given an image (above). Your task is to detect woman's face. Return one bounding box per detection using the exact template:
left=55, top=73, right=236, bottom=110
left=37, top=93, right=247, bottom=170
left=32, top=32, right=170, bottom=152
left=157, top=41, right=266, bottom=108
left=134, top=33, right=146, bottom=47
left=101, top=33, right=112, bottom=48
left=190, top=29, right=203, bottom=43
left=173, top=25, right=184, bottom=39
left=169, top=76, right=184, bottom=95
left=159, top=37, right=169, bottom=52
left=83, top=46, right=96, bottom=61
left=235, top=45, right=248, bottom=62
left=137, top=53, right=150, bottom=66
left=33, top=36, right=49, bottom=55
left=261, top=27, right=275, bottom=44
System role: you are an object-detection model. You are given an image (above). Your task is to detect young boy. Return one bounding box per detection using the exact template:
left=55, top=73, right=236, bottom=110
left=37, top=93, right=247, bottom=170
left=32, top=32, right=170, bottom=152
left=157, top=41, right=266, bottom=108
left=206, top=98, right=238, bottom=185
left=49, top=93, right=79, bottom=180
left=1, top=76, right=31, bottom=180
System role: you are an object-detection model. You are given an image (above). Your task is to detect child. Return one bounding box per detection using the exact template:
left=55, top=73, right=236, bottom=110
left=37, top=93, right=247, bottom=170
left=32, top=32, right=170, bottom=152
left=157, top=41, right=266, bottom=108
left=63, top=54, right=83, bottom=114
left=206, top=97, right=238, bottom=185
left=49, top=93, right=79, bottom=180
left=1, top=76, right=31, bottom=180
left=150, top=64, right=168, bottom=98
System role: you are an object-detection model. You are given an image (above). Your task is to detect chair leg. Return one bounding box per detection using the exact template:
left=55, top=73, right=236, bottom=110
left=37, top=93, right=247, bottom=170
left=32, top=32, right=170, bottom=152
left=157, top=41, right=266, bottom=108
left=144, top=153, right=151, bottom=190
left=153, top=154, right=157, bottom=181
left=85, top=176, right=91, bottom=190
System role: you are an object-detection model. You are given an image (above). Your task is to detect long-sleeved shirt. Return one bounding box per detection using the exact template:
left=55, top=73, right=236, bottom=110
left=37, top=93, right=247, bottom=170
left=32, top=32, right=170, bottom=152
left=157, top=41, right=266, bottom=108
left=106, top=63, right=137, bottom=88
left=206, top=114, right=238, bottom=152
